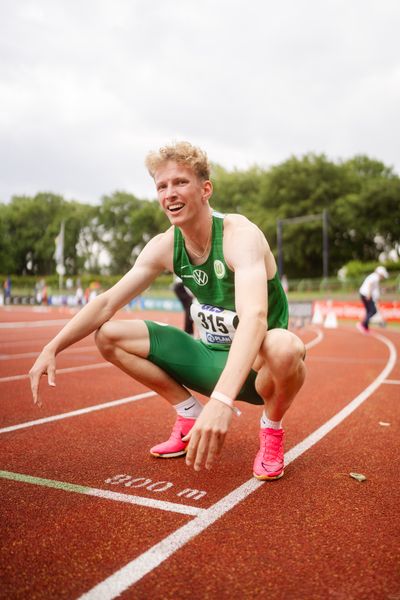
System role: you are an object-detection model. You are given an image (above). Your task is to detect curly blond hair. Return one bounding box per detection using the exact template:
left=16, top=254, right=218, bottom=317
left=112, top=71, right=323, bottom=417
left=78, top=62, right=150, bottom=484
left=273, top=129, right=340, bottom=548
left=145, top=141, right=210, bottom=181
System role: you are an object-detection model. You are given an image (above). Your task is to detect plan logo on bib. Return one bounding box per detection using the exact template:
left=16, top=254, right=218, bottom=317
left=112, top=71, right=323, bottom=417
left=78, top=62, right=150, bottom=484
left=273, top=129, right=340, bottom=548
left=214, top=260, right=226, bottom=279
left=193, top=270, right=208, bottom=286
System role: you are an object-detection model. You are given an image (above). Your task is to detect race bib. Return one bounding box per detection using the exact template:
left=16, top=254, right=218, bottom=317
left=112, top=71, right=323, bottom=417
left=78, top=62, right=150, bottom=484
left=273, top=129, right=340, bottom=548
left=190, top=302, right=239, bottom=346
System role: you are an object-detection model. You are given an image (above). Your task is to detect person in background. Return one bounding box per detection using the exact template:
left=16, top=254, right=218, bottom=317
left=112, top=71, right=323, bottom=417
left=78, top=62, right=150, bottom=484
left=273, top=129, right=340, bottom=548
left=173, top=275, right=194, bottom=335
left=357, top=266, right=389, bottom=333
left=35, top=279, right=48, bottom=305
left=3, top=276, right=12, bottom=304
left=75, top=279, right=84, bottom=307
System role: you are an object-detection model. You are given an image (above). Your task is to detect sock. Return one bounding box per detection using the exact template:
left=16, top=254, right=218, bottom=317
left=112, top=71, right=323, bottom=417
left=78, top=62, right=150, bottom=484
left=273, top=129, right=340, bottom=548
left=174, top=396, right=203, bottom=419
left=260, top=411, right=282, bottom=430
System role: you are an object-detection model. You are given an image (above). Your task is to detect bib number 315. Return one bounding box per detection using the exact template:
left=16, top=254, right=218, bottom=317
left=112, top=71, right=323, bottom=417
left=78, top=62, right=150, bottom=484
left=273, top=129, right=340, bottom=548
left=197, top=311, right=229, bottom=334
left=190, top=302, right=239, bottom=346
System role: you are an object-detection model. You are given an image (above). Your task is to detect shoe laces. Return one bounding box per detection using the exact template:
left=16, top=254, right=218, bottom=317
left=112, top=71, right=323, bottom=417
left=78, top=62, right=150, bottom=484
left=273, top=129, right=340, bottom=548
left=260, top=429, right=283, bottom=463
left=170, top=419, right=184, bottom=441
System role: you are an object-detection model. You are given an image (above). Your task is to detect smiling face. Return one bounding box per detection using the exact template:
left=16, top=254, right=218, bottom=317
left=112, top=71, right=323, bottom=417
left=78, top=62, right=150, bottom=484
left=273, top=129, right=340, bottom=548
left=154, top=161, right=212, bottom=227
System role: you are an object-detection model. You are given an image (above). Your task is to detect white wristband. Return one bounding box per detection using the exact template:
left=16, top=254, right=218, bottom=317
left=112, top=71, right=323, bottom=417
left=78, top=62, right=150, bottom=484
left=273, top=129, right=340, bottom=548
left=211, top=391, right=241, bottom=416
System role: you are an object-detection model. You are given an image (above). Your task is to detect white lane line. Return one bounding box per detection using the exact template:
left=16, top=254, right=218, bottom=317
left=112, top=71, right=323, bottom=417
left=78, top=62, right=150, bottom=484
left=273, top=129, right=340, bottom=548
left=79, top=333, right=396, bottom=600
left=0, top=319, right=69, bottom=329
left=285, top=332, right=396, bottom=461
left=0, top=328, right=322, bottom=363
left=0, top=333, right=323, bottom=431
left=383, top=379, right=400, bottom=385
left=0, top=391, right=157, bottom=434
left=0, top=345, right=97, bottom=360
left=304, top=327, right=324, bottom=350
left=0, top=470, right=203, bottom=517
left=0, top=338, right=52, bottom=349
left=0, top=328, right=322, bottom=381
left=0, top=361, right=112, bottom=383
left=306, top=356, right=385, bottom=364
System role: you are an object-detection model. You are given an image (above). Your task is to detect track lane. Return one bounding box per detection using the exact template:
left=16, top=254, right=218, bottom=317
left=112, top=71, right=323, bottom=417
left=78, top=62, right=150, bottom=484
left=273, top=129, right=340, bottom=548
left=77, top=333, right=398, bottom=599
left=132, top=384, right=399, bottom=600
left=1, top=308, right=398, bottom=599
left=0, top=480, right=191, bottom=600
left=0, top=321, right=321, bottom=429
left=0, top=367, right=152, bottom=428
left=159, top=375, right=399, bottom=600
left=0, top=327, right=389, bottom=508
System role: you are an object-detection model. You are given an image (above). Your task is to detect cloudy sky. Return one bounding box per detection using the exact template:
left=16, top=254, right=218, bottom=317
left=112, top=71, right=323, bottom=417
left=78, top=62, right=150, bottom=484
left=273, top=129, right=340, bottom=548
left=1, top=0, right=399, bottom=204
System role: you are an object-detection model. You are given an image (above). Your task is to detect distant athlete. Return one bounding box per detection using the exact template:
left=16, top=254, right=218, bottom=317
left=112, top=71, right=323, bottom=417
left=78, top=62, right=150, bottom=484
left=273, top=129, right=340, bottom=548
left=29, top=141, right=306, bottom=479
left=357, top=266, right=389, bottom=333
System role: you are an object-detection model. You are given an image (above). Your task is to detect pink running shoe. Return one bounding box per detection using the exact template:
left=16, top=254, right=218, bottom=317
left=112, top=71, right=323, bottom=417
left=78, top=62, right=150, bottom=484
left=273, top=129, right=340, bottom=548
left=253, top=428, right=285, bottom=480
left=150, top=416, right=196, bottom=458
left=356, top=323, right=369, bottom=334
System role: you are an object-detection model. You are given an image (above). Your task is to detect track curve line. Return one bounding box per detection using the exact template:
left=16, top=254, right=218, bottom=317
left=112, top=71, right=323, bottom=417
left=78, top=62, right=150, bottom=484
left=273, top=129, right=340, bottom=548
left=302, top=326, right=324, bottom=350
left=0, top=344, right=97, bottom=361
left=0, top=391, right=157, bottom=434
left=0, top=361, right=112, bottom=383
left=0, top=319, right=70, bottom=329
left=79, top=332, right=396, bottom=600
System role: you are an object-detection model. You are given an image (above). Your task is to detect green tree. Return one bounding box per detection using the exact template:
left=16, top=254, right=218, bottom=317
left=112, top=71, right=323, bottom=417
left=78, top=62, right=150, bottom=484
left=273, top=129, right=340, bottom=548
left=1, top=153, right=398, bottom=280
left=5, top=193, right=66, bottom=274
left=0, top=203, right=14, bottom=274
left=211, top=164, right=264, bottom=218
left=254, top=154, right=357, bottom=277
left=97, top=192, right=168, bottom=274
left=331, top=156, right=399, bottom=265
left=2, top=193, right=95, bottom=275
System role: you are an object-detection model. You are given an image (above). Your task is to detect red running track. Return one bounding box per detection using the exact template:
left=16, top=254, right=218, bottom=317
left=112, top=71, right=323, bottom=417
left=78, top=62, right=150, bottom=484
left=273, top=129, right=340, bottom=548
left=0, top=306, right=399, bottom=600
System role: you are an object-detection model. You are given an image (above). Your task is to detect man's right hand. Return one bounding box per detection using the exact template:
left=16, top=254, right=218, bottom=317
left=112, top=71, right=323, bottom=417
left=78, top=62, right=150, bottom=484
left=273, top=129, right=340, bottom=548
left=29, top=348, right=57, bottom=407
left=183, top=397, right=233, bottom=471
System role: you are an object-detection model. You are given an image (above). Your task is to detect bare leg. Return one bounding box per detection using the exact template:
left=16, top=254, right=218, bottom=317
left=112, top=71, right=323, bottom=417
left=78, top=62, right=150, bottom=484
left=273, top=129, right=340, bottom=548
left=252, top=329, right=306, bottom=480
left=254, top=329, right=306, bottom=420
left=95, top=320, right=191, bottom=405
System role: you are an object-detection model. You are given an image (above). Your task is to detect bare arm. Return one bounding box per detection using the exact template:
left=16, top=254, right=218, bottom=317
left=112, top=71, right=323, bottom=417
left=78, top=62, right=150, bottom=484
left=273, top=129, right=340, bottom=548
left=214, top=223, right=268, bottom=397
left=29, top=230, right=173, bottom=405
left=186, top=218, right=270, bottom=470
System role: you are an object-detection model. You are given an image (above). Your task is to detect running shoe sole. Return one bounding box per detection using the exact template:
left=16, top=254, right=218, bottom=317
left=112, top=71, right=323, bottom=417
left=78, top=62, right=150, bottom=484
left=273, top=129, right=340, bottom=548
left=150, top=448, right=187, bottom=458
left=253, top=470, right=284, bottom=481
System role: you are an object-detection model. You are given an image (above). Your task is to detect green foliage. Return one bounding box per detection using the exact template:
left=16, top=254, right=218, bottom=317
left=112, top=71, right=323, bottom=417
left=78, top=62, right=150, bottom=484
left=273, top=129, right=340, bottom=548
left=0, top=193, right=95, bottom=276
left=211, top=164, right=264, bottom=217
left=211, top=153, right=400, bottom=279
left=0, top=153, right=399, bottom=280
left=0, top=203, right=14, bottom=274
left=343, top=260, right=397, bottom=278
left=94, top=192, right=169, bottom=274
left=1, top=272, right=173, bottom=294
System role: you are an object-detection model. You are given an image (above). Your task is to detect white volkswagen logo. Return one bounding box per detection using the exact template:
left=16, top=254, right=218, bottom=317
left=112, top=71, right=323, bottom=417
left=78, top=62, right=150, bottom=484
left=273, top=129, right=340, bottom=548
left=193, top=270, right=208, bottom=286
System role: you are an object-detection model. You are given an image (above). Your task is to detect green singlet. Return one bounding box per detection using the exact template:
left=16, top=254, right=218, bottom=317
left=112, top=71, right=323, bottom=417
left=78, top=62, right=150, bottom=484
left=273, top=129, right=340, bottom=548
left=145, top=212, right=289, bottom=405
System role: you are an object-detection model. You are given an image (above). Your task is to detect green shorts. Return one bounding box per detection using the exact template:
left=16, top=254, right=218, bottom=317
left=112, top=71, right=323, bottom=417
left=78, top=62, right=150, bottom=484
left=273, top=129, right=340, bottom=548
left=145, top=320, right=264, bottom=406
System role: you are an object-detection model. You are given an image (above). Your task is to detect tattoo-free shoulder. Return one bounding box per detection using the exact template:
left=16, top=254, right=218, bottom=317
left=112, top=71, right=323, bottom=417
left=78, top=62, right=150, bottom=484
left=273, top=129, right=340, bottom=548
left=223, top=213, right=267, bottom=242
left=223, top=213, right=252, bottom=227
left=222, top=213, right=273, bottom=272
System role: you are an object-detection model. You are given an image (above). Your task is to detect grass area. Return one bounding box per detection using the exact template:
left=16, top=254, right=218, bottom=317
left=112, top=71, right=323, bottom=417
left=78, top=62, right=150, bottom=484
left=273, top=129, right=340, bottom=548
left=6, top=285, right=399, bottom=303
left=6, top=270, right=400, bottom=304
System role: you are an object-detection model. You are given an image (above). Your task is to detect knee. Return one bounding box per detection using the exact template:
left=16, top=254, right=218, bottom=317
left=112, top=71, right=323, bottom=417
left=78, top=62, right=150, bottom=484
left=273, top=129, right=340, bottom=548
left=263, top=330, right=305, bottom=377
left=95, top=321, right=116, bottom=356
left=95, top=319, right=149, bottom=359
left=275, top=339, right=305, bottom=376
